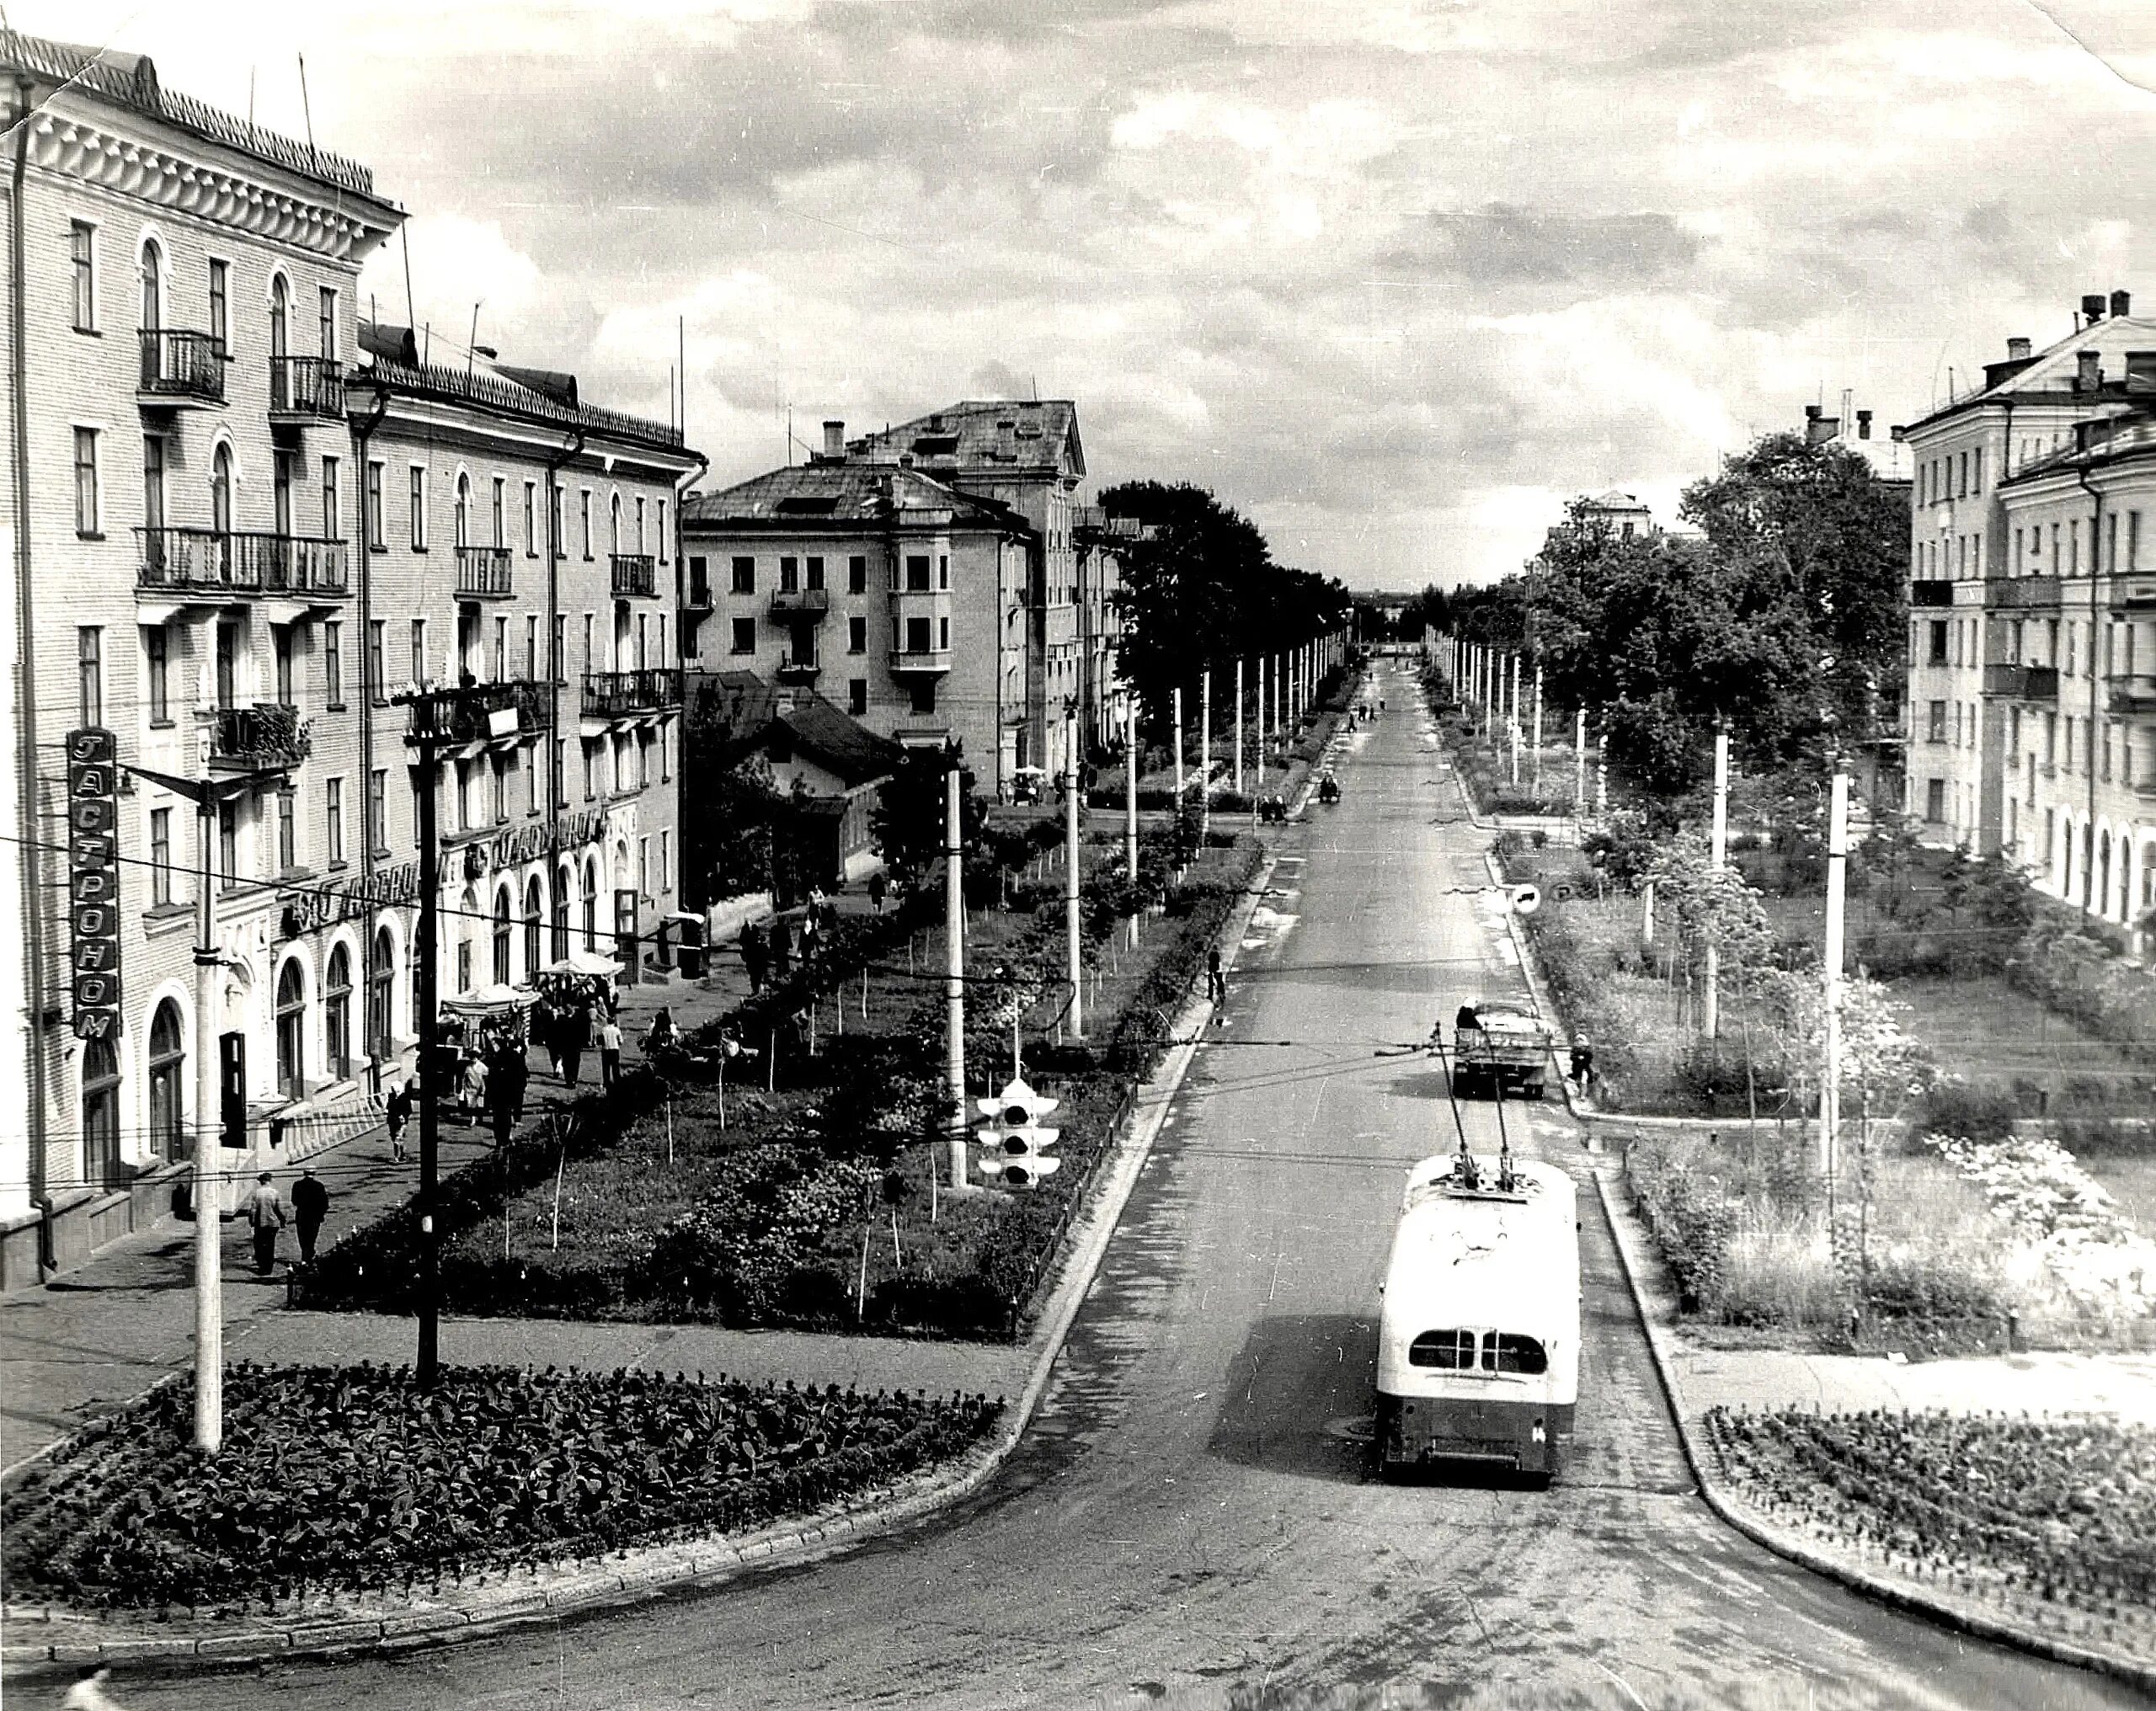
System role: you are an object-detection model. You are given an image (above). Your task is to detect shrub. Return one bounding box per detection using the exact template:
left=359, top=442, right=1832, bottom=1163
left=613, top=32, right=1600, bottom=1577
left=1628, top=1142, right=1737, bottom=1312
left=1911, top=1081, right=2023, bottom=1143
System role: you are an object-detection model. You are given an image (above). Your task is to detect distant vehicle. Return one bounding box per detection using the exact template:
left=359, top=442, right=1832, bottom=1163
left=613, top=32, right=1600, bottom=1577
left=1450, top=999, right=1553, bottom=1100
left=1316, top=773, right=1341, bottom=804
left=1375, top=1149, right=1581, bottom=1481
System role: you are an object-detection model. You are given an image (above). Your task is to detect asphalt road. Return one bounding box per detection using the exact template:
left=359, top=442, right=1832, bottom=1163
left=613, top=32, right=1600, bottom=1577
left=122, top=663, right=2136, bottom=1711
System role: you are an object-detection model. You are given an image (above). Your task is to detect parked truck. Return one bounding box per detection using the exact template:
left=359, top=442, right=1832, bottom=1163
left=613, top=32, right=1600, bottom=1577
left=1447, top=1000, right=1555, bottom=1100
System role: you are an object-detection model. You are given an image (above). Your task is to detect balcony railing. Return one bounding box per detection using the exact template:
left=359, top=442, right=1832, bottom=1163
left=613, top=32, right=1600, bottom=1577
left=138, top=328, right=226, bottom=404
left=889, top=645, right=953, bottom=674
left=2111, top=573, right=2156, bottom=611
left=2110, top=675, right=2156, bottom=717
left=1908, top=579, right=1954, bottom=608
left=769, top=587, right=830, bottom=617
left=1985, top=574, right=2062, bottom=610
left=776, top=654, right=821, bottom=683
left=269, top=354, right=345, bottom=420
left=403, top=680, right=548, bottom=747
left=610, top=554, right=659, bottom=598
left=1983, top=663, right=2060, bottom=701
left=581, top=668, right=681, bottom=719
left=211, top=703, right=311, bottom=772
left=135, top=526, right=349, bottom=598
left=454, top=545, right=515, bottom=599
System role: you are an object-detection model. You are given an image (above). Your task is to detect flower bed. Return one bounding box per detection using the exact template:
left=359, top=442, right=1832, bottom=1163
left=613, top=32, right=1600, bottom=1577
left=0, top=1362, right=1001, bottom=1613
left=1705, top=1405, right=2156, bottom=1639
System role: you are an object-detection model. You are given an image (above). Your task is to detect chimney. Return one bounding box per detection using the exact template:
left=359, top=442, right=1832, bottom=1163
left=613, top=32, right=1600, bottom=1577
left=2079, top=349, right=2103, bottom=392
left=2007, top=336, right=2032, bottom=361
left=821, top=418, right=844, bottom=460
left=1804, top=403, right=1837, bottom=446
left=2084, top=293, right=2108, bottom=323
left=1856, top=408, right=1873, bottom=440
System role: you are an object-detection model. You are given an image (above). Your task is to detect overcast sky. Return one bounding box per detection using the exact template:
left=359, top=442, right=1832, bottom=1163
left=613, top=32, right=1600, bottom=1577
left=19, top=0, right=2156, bottom=589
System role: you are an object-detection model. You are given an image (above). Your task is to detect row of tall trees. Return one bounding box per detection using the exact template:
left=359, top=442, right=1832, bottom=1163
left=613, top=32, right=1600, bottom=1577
left=1454, top=434, right=1908, bottom=804
left=1101, top=480, right=1352, bottom=740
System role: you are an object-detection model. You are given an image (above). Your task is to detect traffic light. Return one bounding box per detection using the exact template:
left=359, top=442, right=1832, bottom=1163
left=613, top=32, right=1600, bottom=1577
left=976, top=1075, right=1060, bottom=1188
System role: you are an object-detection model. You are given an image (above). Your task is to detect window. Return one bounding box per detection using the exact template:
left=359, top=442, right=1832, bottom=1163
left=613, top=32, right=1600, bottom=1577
left=217, top=799, right=238, bottom=886
left=139, top=237, right=162, bottom=331
left=326, top=776, right=344, bottom=866
left=276, top=788, right=296, bottom=871
left=659, top=614, right=668, bottom=664
left=1925, top=778, right=1945, bottom=822
left=906, top=616, right=932, bottom=653
left=635, top=496, right=647, bottom=554
left=369, top=927, right=396, bottom=1058
left=1927, top=700, right=1946, bottom=742
left=1491, top=1335, right=1548, bottom=1376
left=494, top=615, right=508, bottom=682
left=147, top=1000, right=184, bottom=1161
left=779, top=555, right=798, bottom=594
left=409, top=465, right=428, bottom=550
left=636, top=613, right=648, bottom=669
left=410, top=619, right=428, bottom=688
left=938, top=554, right=948, bottom=589
left=213, top=622, right=238, bottom=712
left=848, top=677, right=867, bottom=716
left=150, top=807, right=173, bottom=906
left=366, top=461, right=385, bottom=549
left=454, top=472, right=471, bottom=548
left=848, top=555, right=867, bottom=594
left=583, top=860, right=600, bottom=950
left=579, top=489, right=592, bottom=559
left=273, top=447, right=296, bottom=541
left=552, top=615, right=566, bottom=681
left=269, top=273, right=289, bottom=361
left=367, top=620, right=386, bottom=703
left=324, top=944, right=351, bottom=1081
left=583, top=612, right=595, bottom=674
left=81, top=1037, right=120, bottom=1188
left=315, top=285, right=335, bottom=359
left=208, top=259, right=228, bottom=354
left=455, top=758, right=474, bottom=831
left=552, top=866, right=572, bottom=959
left=526, top=616, right=539, bottom=681
left=610, top=492, right=622, bottom=556
left=1407, top=1330, right=1477, bottom=1370
left=638, top=834, right=649, bottom=898
left=73, top=427, right=99, bottom=536
left=906, top=554, right=931, bottom=592
left=806, top=555, right=825, bottom=591
left=322, top=456, right=340, bottom=541
left=554, top=738, right=568, bottom=813
left=1973, top=447, right=1983, bottom=493
left=908, top=678, right=937, bottom=716
left=492, top=476, right=506, bottom=548
left=656, top=498, right=667, bottom=562
left=550, top=482, right=565, bottom=557
left=368, top=768, right=387, bottom=855
left=659, top=830, right=670, bottom=893
left=1927, top=621, right=1948, bottom=665
left=274, top=626, right=295, bottom=706
left=524, top=480, right=538, bottom=556
left=732, top=555, right=755, bottom=594
left=659, top=724, right=671, bottom=781
left=939, top=616, right=949, bottom=651
left=494, top=888, right=513, bottom=986
left=69, top=221, right=95, bottom=331
left=524, top=877, right=543, bottom=976
left=146, top=625, right=168, bottom=724
left=492, top=754, right=508, bottom=824
left=142, top=432, right=165, bottom=546
left=323, top=621, right=344, bottom=706
left=275, top=959, right=306, bottom=1101
left=77, top=626, right=102, bottom=726
left=731, top=616, right=756, bottom=654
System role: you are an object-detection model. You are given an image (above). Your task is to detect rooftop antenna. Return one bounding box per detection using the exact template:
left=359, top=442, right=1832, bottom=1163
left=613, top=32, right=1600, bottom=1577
left=678, top=315, right=686, bottom=443
left=247, top=67, right=256, bottom=145
left=422, top=321, right=430, bottom=366
left=296, top=53, right=317, bottom=170
left=400, top=226, right=418, bottom=358
left=786, top=403, right=792, bottom=466
left=467, top=301, right=482, bottom=378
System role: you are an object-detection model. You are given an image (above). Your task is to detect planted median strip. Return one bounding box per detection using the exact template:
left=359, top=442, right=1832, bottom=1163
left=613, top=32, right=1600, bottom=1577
left=2, top=1362, right=1001, bottom=1616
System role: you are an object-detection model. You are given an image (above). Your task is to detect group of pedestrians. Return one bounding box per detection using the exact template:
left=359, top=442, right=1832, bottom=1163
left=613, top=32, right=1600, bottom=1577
left=234, top=1164, right=329, bottom=1277
left=737, top=895, right=842, bottom=996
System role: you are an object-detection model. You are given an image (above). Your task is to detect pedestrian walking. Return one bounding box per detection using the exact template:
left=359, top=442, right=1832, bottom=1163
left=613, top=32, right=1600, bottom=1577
left=1570, top=1032, right=1595, bottom=1090
left=561, top=1000, right=590, bottom=1087
left=770, top=914, right=793, bottom=982
left=739, top=920, right=768, bottom=995
left=496, top=1041, right=529, bottom=1125
left=291, top=1166, right=328, bottom=1266
left=868, top=870, right=887, bottom=914
left=1207, top=946, right=1227, bottom=1005
left=599, top=1014, right=624, bottom=1088
left=643, top=1005, right=679, bottom=1057
left=538, top=997, right=564, bottom=1079
left=238, top=1171, right=286, bottom=1277
left=461, top=1052, right=489, bottom=1124
left=386, top=1078, right=414, bottom=1164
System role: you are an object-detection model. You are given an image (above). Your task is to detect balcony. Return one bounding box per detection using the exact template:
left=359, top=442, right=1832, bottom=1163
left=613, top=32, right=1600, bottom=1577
left=403, top=680, right=547, bottom=748
left=454, top=546, right=515, bottom=600
left=776, top=653, right=821, bottom=685
left=210, top=703, right=311, bottom=773
left=1908, top=579, right=1954, bottom=609
left=137, top=329, right=226, bottom=406
left=769, top=587, right=830, bottom=619
left=610, top=554, right=659, bottom=599
left=1042, top=602, right=1078, bottom=648
left=135, top=527, right=349, bottom=600
left=685, top=572, right=714, bottom=612
left=2110, top=573, right=2156, bottom=612
left=581, top=668, right=681, bottom=720
left=1986, top=574, right=2062, bottom=610
left=2110, top=674, right=2156, bottom=717
left=1983, top=663, right=2060, bottom=701
left=889, top=644, right=953, bottom=675
left=268, top=355, right=345, bottom=422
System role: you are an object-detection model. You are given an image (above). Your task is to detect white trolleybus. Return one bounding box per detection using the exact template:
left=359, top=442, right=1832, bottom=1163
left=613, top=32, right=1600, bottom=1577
left=1375, top=1147, right=1580, bottom=1480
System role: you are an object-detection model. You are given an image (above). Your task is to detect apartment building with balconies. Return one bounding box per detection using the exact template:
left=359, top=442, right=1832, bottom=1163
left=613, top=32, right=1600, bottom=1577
left=1, top=30, right=404, bottom=1275
left=1072, top=506, right=1136, bottom=755
left=1898, top=291, right=2156, bottom=862
left=345, top=325, right=703, bottom=1035
left=680, top=452, right=1032, bottom=792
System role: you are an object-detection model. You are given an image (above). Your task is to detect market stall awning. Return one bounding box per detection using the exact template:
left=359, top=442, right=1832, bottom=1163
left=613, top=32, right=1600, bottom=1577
left=442, top=982, right=540, bottom=1014
left=541, top=951, right=623, bottom=978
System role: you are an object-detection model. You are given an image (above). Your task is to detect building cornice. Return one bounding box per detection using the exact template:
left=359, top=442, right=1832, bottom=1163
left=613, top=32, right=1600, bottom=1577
left=24, top=106, right=400, bottom=264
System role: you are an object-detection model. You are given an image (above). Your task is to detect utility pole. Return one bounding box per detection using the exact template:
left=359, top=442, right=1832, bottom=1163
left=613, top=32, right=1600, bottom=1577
left=1172, top=684, right=1184, bottom=807
left=1596, top=735, right=1608, bottom=815
left=1123, top=693, right=1138, bottom=882
left=1262, top=654, right=1272, bottom=758
left=1532, top=664, right=1544, bottom=789
left=1233, top=658, right=1245, bottom=797
left=1704, top=723, right=1729, bottom=1041
left=1508, top=653, right=1521, bottom=784
left=1820, top=769, right=1849, bottom=1184
left=1573, top=707, right=1587, bottom=817
left=190, top=786, right=222, bottom=1451
left=945, top=759, right=969, bottom=1193
left=1065, top=703, right=1083, bottom=1040
left=1199, top=666, right=1212, bottom=843
left=412, top=708, right=442, bottom=1387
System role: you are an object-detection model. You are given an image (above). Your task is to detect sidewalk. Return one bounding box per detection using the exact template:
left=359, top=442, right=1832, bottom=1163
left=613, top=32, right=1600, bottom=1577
left=0, top=884, right=910, bottom=1475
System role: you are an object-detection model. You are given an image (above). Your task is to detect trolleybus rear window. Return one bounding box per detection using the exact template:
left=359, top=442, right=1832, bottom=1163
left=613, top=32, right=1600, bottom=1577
left=1407, top=1330, right=1479, bottom=1368
left=1491, top=1334, right=1548, bottom=1374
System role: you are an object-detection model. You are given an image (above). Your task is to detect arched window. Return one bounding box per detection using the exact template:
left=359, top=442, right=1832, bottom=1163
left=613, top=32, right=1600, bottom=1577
left=369, top=927, right=396, bottom=1061
left=147, top=999, right=185, bottom=1162
left=609, top=493, right=622, bottom=557
left=583, top=857, right=600, bottom=950
left=524, top=877, right=543, bottom=977
left=552, top=863, right=573, bottom=961
left=456, top=887, right=478, bottom=994
left=139, top=238, right=162, bottom=331
left=82, top=1037, right=121, bottom=1186
left=325, top=945, right=352, bottom=1081
left=211, top=442, right=233, bottom=536
left=494, top=886, right=513, bottom=986
left=455, top=472, right=472, bottom=551
left=269, top=274, right=289, bottom=361
left=275, top=959, right=307, bottom=1101
left=2099, top=833, right=2113, bottom=919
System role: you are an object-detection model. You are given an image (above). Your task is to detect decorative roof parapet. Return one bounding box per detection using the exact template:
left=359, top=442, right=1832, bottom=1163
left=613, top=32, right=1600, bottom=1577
left=359, top=356, right=686, bottom=454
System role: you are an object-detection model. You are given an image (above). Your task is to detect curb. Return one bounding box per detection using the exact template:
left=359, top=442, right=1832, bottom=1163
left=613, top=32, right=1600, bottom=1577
left=3, top=861, right=1278, bottom=1682
left=1590, top=1167, right=2156, bottom=1695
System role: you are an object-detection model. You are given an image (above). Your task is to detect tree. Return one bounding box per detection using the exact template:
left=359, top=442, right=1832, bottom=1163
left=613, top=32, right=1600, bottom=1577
left=688, top=756, right=819, bottom=906
left=870, top=747, right=986, bottom=889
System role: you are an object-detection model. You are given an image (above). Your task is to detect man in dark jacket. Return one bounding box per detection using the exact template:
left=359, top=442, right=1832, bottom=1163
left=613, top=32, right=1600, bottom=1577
left=291, top=1167, right=328, bottom=1266
left=739, top=921, right=768, bottom=995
